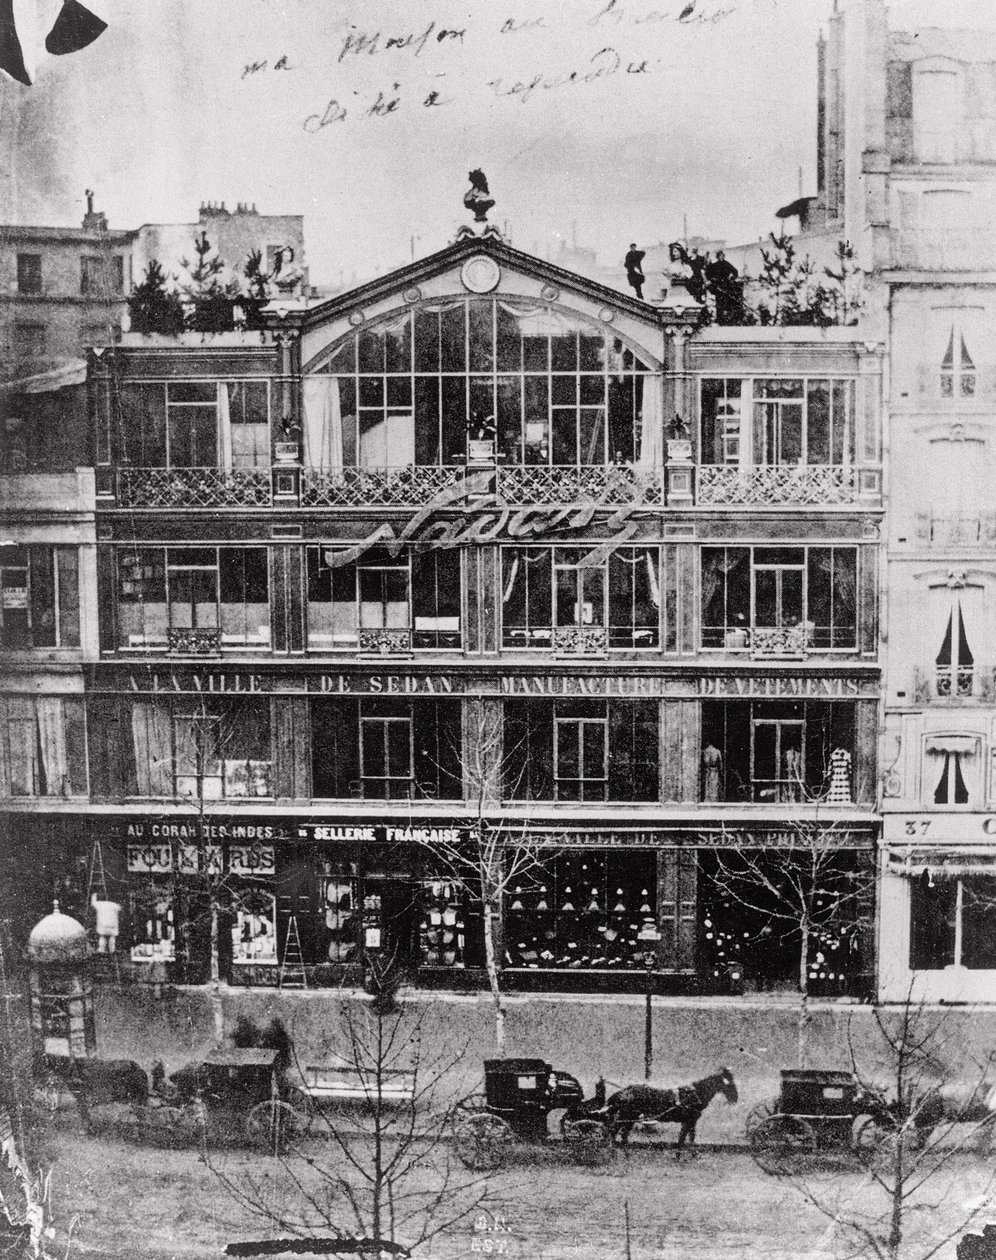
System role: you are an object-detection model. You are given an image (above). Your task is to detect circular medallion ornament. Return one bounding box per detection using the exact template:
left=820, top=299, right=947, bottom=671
left=461, top=255, right=501, bottom=294
left=403, top=286, right=422, bottom=304
left=348, top=311, right=365, bottom=327
left=540, top=284, right=560, bottom=302
left=598, top=307, right=615, bottom=323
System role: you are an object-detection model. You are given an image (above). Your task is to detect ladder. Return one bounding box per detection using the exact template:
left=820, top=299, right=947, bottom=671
left=279, top=914, right=307, bottom=990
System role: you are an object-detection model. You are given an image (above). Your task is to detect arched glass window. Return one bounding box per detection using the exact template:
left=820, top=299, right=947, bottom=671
left=306, top=299, right=660, bottom=470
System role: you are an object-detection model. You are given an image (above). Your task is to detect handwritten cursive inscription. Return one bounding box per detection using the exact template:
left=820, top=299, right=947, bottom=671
left=487, top=47, right=650, bottom=104
left=318, top=471, right=649, bottom=569
left=337, top=21, right=465, bottom=63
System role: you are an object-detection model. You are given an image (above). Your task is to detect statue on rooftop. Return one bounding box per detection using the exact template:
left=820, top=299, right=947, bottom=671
left=464, top=170, right=496, bottom=223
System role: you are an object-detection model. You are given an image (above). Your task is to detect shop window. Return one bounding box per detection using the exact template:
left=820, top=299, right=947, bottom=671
left=0, top=695, right=88, bottom=798
left=940, top=326, right=976, bottom=398
left=504, top=851, right=658, bottom=970
left=700, top=700, right=855, bottom=804
left=910, top=874, right=996, bottom=970
left=231, top=886, right=278, bottom=965
left=16, top=253, right=42, bottom=295
left=503, top=700, right=659, bottom=802
left=702, top=545, right=859, bottom=651
left=699, top=849, right=869, bottom=995
left=117, top=546, right=269, bottom=650
left=129, top=879, right=176, bottom=962
left=501, top=546, right=660, bottom=649
left=935, top=599, right=973, bottom=698
left=306, top=299, right=659, bottom=470
left=323, top=878, right=359, bottom=963
left=118, top=381, right=269, bottom=468
left=311, top=698, right=462, bottom=800
left=0, top=545, right=80, bottom=649
left=307, top=548, right=460, bottom=650
left=420, top=879, right=467, bottom=968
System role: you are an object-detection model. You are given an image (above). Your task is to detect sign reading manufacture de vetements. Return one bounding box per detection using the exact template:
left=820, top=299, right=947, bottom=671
left=94, top=669, right=877, bottom=699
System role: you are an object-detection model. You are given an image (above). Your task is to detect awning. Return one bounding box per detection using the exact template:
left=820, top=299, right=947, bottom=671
left=887, top=844, right=996, bottom=876
left=0, top=359, right=87, bottom=395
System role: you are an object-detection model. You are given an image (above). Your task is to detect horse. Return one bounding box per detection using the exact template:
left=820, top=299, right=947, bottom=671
left=52, top=1057, right=149, bottom=1131
left=902, top=1080, right=996, bottom=1152
left=605, top=1068, right=738, bottom=1151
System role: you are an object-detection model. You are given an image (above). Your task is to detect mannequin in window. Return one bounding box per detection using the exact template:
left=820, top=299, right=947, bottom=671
left=827, top=747, right=852, bottom=804
left=702, top=744, right=723, bottom=802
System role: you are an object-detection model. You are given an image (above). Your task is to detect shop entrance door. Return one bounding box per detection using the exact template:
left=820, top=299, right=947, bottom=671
left=362, top=876, right=420, bottom=975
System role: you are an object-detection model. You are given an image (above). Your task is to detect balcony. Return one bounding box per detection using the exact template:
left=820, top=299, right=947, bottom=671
left=697, top=465, right=864, bottom=507
left=166, top=627, right=222, bottom=655
left=302, top=466, right=467, bottom=508
left=552, top=626, right=608, bottom=656
left=117, top=468, right=272, bottom=509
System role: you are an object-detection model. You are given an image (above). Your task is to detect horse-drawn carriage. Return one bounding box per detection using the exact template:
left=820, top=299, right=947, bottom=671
left=41, top=1020, right=311, bottom=1150
left=746, top=1069, right=893, bottom=1175
left=453, top=1058, right=610, bottom=1169
left=453, top=1060, right=739, bottom=1168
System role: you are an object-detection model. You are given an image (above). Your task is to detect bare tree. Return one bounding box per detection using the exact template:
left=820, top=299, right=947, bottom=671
left=414, top=703, right=551, bottom=1055
left=698, top=815, right=875, bottom=1067
left=780, top=990, right=996, bottom=1260
left=205, top=982, right=496, bottom=1257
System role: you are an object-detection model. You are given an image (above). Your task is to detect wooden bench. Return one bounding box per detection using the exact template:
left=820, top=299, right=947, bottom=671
left=301, top=1063, right=416, bottom=1106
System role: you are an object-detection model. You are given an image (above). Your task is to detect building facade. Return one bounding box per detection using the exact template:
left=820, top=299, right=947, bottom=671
left=814, top=0, right=996, bottom=1002
left=19, top=232, right=881, bottom=998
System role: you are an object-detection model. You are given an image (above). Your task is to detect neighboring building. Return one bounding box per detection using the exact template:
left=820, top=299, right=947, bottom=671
left=0, top=193, right=133, bottom=383
left=130, top=200, right=310, bottom=303
left=816, top=0, right=996, bottom=1002
left=39, top=230, right=883, bottom=998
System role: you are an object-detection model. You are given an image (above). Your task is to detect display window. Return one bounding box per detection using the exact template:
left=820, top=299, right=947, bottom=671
left=231, top=886, right=278, bottom=965
left=323, top=877, right=360, bottom=963
left=910, top=874, right=996, bottom=971
left=504, top=851, right=657, bottom=970
left=420, top=879, right=467, bottom=968
left=129, top=878, right=176, bottom=962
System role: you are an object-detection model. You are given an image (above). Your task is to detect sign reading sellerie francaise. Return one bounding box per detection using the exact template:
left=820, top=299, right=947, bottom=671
left=108, top=672, right=875, bottom=698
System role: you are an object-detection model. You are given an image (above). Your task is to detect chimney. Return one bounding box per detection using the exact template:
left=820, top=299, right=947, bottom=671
left=82, top=188, right=108, bottom=232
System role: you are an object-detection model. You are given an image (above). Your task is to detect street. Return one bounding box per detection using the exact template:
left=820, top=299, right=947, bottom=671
left=34, top=1120, right=996, bottom=1260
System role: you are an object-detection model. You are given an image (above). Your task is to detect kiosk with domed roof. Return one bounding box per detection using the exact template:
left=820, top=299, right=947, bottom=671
left=26, top=903, right=95, bottom=1062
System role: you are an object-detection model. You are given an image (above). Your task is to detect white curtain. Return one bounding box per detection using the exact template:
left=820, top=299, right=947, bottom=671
left=132, top=702, right=174, bottom=797
left=3, top=698, right=37, bottom=796
left=637, top=376, right=664, bottom=468
left=360, top=411, right=414, bottom=470
left=36, top=698, right=68, bottom=797
left=303, top=377, right=344, bottom=473
left=217, top=383, right=232, bottom=472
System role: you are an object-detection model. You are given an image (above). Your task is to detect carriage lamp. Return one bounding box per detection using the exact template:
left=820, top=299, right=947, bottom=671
left=637, top=923, right=662, bottom=1082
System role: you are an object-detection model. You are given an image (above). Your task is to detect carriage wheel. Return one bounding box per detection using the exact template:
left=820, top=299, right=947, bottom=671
left=749, top=1115, right=816, bottom=1176
left=562, top=1118, right=614, bottom=1166
left=455, top=1089, right=487, bottom=1117
left=280, top=1087, right=314, bottom=1134
left=744, top=1098, right=779, bottom=1141
left=453, top=1112, right=514, bottom=1171
left=246, top=1100, right=308, bottom=1153
left=854, top=1116, right=909, bottom=1172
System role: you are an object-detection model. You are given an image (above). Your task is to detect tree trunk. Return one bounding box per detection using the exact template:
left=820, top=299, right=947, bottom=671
left=797, top=922, right=810, bottom=1069
left=482, top=902, right=505, bottom=1054
left=209, top=898, right=224, bottom=1047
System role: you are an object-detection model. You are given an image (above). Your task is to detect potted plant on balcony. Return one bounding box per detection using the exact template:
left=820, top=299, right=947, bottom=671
left=274, top=416, right=301, bottom=464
